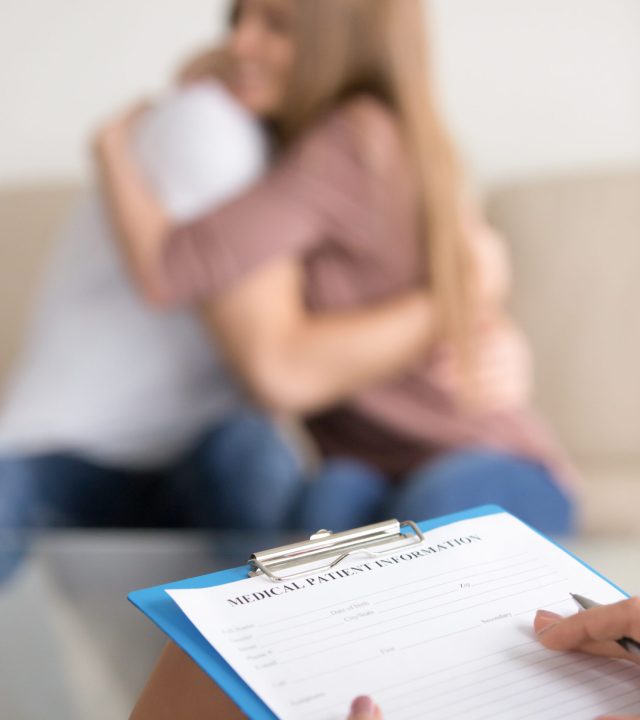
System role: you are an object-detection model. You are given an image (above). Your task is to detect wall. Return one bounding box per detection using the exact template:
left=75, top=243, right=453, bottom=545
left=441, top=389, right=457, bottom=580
left=431, top=0, right=640, bottom=185
left=0, top=0, right=224, bottom=183
left=1, top=0, right=639, bottom=188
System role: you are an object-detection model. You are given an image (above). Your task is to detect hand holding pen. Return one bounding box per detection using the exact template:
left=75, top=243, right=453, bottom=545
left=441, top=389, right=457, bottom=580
left=534, top=595, right=640, bottom=720
left=347, top=596, right=640, bottom=720
left=535, top=595, right=640, bottom=665
left=569, top=593, right=640, bottom=658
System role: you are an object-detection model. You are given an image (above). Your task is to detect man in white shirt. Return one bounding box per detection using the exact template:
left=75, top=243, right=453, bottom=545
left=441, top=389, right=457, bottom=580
left=0, top=81, right=302, bottom=580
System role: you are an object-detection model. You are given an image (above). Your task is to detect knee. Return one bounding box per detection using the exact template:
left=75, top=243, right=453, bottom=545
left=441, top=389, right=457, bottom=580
left=189, top=412, right=304, bottom=531
left=297, top=458, right=389, bottom=533
left=406, top=450, right=533, bottom=499
left=397, top=450, right=576, bottom=536
left=313, top=458, right=387, bottom=493
left=0, top=456, right=38, bottom=528
left=392, top=450, right=526, bottom=519
left=208, top=409, right=279, bottom=451
left=0, top=456, right=32, bottom=581
left=202, top=410, right=301, bottom=477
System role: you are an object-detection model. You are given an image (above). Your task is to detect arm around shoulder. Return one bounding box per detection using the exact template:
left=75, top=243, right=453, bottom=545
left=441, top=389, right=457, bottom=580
left=94, top=112, right=173, bottom=307
left=204, top=257, right=437, bottom=415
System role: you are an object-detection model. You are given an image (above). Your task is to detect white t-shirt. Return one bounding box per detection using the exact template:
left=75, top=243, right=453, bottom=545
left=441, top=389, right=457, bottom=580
left=0, top=81, right=269, bottom=468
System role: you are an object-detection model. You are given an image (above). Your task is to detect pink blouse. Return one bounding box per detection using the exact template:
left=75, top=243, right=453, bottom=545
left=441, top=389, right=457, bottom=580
left=163, top=100, right=574, bottom=485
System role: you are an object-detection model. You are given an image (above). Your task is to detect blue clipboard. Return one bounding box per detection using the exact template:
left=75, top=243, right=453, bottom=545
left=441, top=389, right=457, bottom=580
left=128, top=504, right=628, bottom=719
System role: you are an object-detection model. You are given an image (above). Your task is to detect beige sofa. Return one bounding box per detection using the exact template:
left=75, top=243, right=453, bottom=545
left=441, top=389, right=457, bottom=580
left=1, top=172, right=639, bottom=535
left=487, top=170, right=640, bottom=535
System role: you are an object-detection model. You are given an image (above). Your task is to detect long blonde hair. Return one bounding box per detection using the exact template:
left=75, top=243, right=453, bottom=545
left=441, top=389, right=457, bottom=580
left=233, top=0, right=473, bottom=354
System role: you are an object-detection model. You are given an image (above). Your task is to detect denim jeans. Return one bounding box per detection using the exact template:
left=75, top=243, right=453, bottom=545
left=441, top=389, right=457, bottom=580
left=0, top=412, right=305, bottom=531
left=296, top=450, right=576, bottom=537
left=0, top=410, right=304, bottom=581
left=0, top=454, right=157, bottom=581
left=0, top=411, right=576, bottom=581
left=169, top=410, right=303, bottom=531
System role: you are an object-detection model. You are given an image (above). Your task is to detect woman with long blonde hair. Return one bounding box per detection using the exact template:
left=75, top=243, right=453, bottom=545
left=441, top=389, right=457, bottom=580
left=96, top=0, right=575, bottom=540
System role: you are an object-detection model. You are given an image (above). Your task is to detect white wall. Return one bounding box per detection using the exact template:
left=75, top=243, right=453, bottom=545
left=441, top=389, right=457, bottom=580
left=0, top=0, right=227, bottom=183
left=431, top=0, right=640, bottom=186
left=1, top=0, right=639, bottom=188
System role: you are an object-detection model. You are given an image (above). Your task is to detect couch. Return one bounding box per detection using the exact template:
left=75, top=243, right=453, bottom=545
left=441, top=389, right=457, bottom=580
left=1, top=171, right=639, bottom=535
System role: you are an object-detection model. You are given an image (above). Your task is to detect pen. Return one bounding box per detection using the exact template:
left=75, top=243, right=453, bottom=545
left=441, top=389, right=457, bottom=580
left=570, top=593, right=640, bottom=657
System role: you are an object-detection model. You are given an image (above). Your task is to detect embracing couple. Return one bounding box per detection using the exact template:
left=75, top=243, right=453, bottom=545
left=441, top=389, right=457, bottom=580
left=0, top=0, right=576, bottom=575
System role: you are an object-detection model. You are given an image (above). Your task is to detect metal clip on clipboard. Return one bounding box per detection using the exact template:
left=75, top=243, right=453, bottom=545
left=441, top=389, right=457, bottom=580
left=248, top=519, right=424, bottom=582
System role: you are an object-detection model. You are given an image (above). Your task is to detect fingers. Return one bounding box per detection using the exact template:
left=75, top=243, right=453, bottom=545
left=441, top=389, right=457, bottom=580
left=345, top=605, right=640, bottom=720
left=534, top=609, right=563, bottom=633
left=478, top=330, right=531, bottom=408
left=538, top=598, right=640, bottom=646
left=465, top=214, right=512, bottom=307
left=94, top=99, right=152, bottom=156
left=120, top=100, right=153, bottom=126
left=536, top=610, right=631, bottom=662
left=434, top=320, right=533, bottom=412
left=535, top=598, right=640, bottom=665
left=176, top=48, right=223, bottom=85
left=348, top=696, right=383, bottom=720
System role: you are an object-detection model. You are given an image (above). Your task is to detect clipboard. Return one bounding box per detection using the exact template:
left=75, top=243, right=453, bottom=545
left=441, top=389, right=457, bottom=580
left=128, top=504, right=628, bottom=720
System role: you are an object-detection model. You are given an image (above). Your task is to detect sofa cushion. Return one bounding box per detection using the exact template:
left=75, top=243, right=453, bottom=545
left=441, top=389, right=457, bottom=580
left=487, top=170, right=640, bottom=468
left=579, top=463, right=640, bottom=535
left=0, top=183, right=80, bottom=388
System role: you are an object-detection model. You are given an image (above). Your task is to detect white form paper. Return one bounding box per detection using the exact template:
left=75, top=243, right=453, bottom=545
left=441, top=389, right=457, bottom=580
left=168, top=512, right=640, bottom=720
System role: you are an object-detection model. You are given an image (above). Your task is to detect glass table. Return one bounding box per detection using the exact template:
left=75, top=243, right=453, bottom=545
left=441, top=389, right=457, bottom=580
left=1, top=531, right=639, bottom=720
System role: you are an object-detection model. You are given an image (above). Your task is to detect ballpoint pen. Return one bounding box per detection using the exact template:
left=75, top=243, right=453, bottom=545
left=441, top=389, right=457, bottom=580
left=570, top=592, right=640, bottom=657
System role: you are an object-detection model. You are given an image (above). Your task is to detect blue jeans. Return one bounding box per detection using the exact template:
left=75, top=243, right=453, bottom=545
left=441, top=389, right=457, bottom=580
left=0, top=410, right=304, bottom=580
left=296, top=451, right=576, bottom=537
left=0, top=454, right=158, bottom=582
left=0, top=412, right=303, bottom=532
left=0, top=455, right=171, bottom=530
left=171, top=410, right=303, bottom=531
left=1, top=412, right=575, bottom=579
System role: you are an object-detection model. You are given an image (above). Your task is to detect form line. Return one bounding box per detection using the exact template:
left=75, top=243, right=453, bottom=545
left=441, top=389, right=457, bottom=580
left=252, top=552, right=531, bottom=635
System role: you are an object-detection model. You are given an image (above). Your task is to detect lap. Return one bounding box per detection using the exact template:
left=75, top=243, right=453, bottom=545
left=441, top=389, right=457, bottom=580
left=295, top=457, right=389, bottom=533
left=0, top=411, right=305, bottom=533
left=0, top=452, right=168, bottom=528
left=170, top=410, right=305, bottom=531
left=389, top=449, right=575, bottom=536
